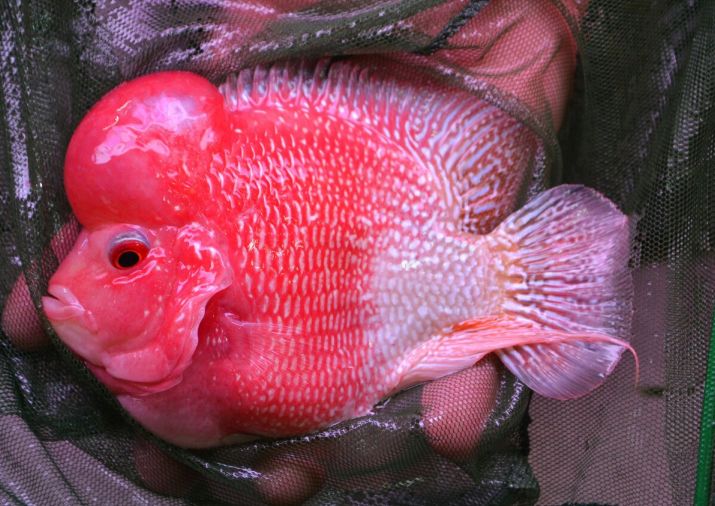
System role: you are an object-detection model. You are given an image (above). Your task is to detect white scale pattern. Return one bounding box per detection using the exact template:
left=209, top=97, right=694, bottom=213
left=183, top=60, right=537, bottom=433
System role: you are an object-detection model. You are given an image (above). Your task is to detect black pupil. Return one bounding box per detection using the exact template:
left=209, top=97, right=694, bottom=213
left=117, top=250, right=140, bottom=268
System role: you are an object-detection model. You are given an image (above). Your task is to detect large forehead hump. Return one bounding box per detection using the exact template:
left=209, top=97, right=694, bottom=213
left=64, top=71, right=229, bottom=228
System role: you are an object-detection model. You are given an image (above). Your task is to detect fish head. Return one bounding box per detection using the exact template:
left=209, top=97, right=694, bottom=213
left=43, top=222, right=233, bottom=395
left=43, top=71, right=235, bottom=395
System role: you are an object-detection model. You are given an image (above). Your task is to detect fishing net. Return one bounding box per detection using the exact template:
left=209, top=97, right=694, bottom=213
left=1, top=0, right=713, bottom=504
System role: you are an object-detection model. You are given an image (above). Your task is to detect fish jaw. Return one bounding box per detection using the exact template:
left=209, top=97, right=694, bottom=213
left=43, top=278, right=230, bottom=397
left=43, top=222, right=235, bottom=397
left=41, top=284, right=179, bottom=395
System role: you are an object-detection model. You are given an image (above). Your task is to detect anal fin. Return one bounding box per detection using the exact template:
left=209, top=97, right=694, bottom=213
left=497, top=341, right=633, bottom=399
left=395, top=315, right=638, bottom=398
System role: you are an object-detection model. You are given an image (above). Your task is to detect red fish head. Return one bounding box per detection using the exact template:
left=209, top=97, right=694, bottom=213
left=42, top=222, right=233, bottom=395
left=64, top=71, right=230, bottom=228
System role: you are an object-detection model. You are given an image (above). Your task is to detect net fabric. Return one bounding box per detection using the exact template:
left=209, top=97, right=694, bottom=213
left=0, top=1, right=712, bottom=505
left=530, top=1, right=715, bottom=504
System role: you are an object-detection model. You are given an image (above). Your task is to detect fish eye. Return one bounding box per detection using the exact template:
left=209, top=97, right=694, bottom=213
left=109, top=232, right=150, bottom=270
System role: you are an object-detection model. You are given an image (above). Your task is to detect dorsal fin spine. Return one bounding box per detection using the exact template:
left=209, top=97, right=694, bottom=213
left=219, top=58, right=532, bottom=234
left=219, top=59, right=487, bottom=154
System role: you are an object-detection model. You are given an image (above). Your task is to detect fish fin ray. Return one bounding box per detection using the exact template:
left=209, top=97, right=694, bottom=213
left=484, top=184, right=636, bottom=397
left=489, top=184, right=634, bottom=339
left=220, top=313, right=307, bottom=375
left=442, top=109, right=538, bottom=234
left=497, top=339, right=638, bottom=399
left=220, top=59, right=536, bottom=233
left=395, top=315, right=638, bottom=399
left=395, top=314, right=532, bottom=391
left=395, top=340, right=488, bottom=393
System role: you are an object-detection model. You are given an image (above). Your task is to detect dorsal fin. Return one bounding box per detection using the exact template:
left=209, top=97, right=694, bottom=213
left=219, top=59, right=538, bottom=234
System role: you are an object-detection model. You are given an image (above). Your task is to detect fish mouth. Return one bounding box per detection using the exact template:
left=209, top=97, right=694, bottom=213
left=42, top=284, right=103, bottom=364
left=42, top=285, right=100, bottom=334
left=42, top=285, right=87, bottom=322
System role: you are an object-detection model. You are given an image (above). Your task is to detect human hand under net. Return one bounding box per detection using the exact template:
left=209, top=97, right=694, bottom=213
left=129, top=357, right=508, bottom=505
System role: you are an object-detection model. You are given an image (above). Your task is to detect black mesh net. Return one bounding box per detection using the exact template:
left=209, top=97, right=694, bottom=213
left=1, top=0, right=713, bottom=505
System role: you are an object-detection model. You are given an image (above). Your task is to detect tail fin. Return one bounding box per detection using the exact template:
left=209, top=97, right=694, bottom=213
left=487, top=184, right=635, bottom=399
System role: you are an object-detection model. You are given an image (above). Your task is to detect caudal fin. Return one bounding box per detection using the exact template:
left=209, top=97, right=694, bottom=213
left=487, top=184, right=635, bottom=399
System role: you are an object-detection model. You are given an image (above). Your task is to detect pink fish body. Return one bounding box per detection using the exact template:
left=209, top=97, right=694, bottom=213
left=43, top=58, right=633, bottom=447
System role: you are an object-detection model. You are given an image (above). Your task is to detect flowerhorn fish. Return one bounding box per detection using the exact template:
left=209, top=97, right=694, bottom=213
left=42, top=57, right=635, bottom=447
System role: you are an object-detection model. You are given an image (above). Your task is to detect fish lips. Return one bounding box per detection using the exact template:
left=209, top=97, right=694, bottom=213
left=42, top=285, right=106, bottom=363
